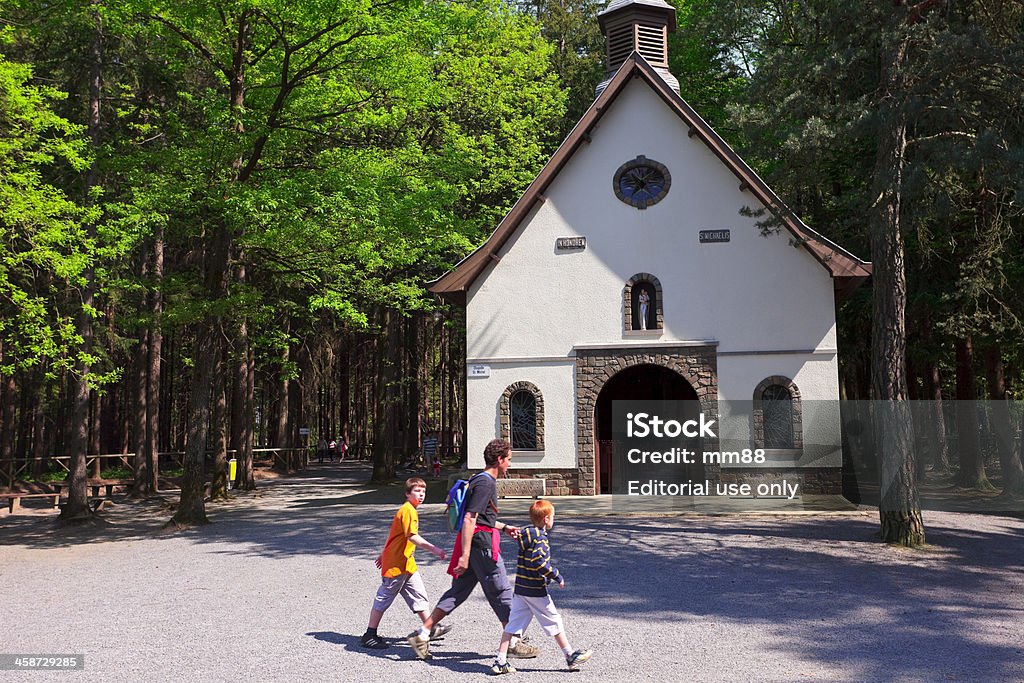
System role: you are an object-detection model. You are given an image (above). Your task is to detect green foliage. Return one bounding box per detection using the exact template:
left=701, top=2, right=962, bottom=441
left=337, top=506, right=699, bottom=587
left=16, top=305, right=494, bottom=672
left=515, top=0, right=605, bottom=133
left=99, top=465, right=133, bottom=479
left=108, top=0, right=566, bottom=336
left=727, top=0, right=1024, bottom=391
left=668, top=0, right=752, bottom=138
left=0, top=53, right=96, bottom=375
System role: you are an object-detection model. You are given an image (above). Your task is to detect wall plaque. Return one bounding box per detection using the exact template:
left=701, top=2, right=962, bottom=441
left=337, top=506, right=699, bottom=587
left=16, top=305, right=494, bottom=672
left=556, top=236, right=586, bottom=250
left=468, top=364, right=491, bottom=378
left=699, top=229, right=730, bottom=243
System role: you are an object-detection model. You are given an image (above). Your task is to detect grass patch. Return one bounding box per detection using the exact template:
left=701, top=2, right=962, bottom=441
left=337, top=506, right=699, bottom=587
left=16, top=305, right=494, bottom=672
left=25, top=469, right=69, bottom=483
left=100, top=466, right=133, bottom=479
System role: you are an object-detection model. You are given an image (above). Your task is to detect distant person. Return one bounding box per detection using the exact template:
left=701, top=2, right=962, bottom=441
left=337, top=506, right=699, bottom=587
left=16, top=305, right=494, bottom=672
left=360, top=477, right=450, bottom=650
left=339, top=436, right=348, bottom=462
left=316, top=437, right=328, bottom=464
left=489, top=499, right=592, bottom=674
left=432, top=456, right=441, bottom=479
left=328, top=438, right=338, bottom=462
left=407, top=439, right=538, bottom=661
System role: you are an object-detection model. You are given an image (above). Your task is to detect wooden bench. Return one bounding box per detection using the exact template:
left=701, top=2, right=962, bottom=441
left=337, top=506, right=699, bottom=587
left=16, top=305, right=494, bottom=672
left=0, top=492, right=61, bottom=514
left=52, top=479, right=133, bottom=500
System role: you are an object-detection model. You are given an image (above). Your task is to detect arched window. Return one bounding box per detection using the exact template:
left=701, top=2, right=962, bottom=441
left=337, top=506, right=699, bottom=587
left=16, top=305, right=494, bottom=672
left=500, top=382, right=544, bottom=451
left=623, top=273, right=663, bottom=332
left=510, top=390, right=537, bottom=449
left=762, top=385, right=794, bottom=449
left=753, top=377, right=802, bottom=451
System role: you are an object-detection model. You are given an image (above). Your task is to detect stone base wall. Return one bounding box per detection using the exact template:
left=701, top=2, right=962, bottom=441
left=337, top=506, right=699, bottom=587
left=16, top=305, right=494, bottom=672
left=717, top=467, right=842, bottom=495
left=501, top=469, right=581, bottom=496
left=447, top=470, right=582, bottom=496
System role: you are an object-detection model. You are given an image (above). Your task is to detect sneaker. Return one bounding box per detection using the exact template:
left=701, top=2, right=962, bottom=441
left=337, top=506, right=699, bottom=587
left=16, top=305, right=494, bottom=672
left=490, top=661, right=517, bottom=675
left=407, top=631, right=432, bottom=660
left=429, top=623, right=452, bottom=641
left=360, top=632, right=389, bottom=650
left=507, top=640, right=539, bottom=659
left=566, top=649, right=593, bottom=671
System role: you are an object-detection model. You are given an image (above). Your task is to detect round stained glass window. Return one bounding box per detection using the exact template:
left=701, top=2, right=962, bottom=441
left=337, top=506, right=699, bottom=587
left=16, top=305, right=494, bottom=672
left=613, top=155, right=671, bottom=209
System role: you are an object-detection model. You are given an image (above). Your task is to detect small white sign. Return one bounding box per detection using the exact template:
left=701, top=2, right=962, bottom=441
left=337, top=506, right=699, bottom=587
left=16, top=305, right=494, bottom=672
left=699, top=229, right=731, bottom=243
left=468, top=364, right=491, bottom=378
left=299, top=427, right=311, bottom=436
left=556, top=236, right=586, bottom=250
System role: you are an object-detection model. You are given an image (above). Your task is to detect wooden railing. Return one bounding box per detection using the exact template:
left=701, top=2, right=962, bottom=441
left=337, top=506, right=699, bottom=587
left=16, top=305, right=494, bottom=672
left=1, top=447, right=309, bottom=488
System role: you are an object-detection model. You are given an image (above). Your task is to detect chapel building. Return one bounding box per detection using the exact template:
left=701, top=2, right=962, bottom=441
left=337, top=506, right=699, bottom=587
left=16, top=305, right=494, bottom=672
left=430, top=0, right=870, bottom=496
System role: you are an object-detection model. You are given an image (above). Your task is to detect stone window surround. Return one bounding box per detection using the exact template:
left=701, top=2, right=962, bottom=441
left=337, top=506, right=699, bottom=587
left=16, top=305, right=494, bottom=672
left=752, top=375, right=803, bottom=451
left=574, top=345, right=719, bottom=495
left=624, top=273, right=664, bottom=332
left=500, top=381, right=545, bottom=452
left=613, top=155, right=672, bottom=209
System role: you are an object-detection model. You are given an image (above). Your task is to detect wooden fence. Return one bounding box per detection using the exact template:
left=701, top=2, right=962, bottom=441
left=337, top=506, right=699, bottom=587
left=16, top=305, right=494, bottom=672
left=1, top=447, right=309, bottom=489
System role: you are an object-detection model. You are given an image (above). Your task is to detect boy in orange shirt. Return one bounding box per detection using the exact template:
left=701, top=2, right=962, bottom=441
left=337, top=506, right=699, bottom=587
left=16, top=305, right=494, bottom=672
left=361, top=477, right=450, bottom=650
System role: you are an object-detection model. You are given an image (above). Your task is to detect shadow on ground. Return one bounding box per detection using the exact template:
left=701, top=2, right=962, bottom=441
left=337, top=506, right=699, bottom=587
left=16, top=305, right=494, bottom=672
left=2, top=462, right=1023, bottom=681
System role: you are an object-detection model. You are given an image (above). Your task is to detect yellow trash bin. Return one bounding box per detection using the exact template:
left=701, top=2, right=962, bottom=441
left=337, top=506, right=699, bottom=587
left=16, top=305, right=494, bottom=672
left=228, top=458, right=237, bottom=489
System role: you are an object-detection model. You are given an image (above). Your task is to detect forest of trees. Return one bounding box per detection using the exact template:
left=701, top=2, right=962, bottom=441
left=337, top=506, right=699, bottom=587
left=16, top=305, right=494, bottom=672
left=1, top=0, right=1022, bottom=542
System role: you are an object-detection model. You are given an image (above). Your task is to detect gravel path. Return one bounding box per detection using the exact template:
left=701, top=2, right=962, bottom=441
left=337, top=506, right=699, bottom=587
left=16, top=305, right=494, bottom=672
left=1, top=464, right=1022, bottom=682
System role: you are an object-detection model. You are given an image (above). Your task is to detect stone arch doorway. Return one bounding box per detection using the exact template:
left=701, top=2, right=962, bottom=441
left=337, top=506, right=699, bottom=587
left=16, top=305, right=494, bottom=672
left=594, top=364, right=699, bottom=494
left=575, top=345, right=718, bottom=494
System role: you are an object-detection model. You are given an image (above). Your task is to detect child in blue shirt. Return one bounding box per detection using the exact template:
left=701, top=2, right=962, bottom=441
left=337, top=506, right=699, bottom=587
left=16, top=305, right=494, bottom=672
left=491, top=499, right=592, bottom=674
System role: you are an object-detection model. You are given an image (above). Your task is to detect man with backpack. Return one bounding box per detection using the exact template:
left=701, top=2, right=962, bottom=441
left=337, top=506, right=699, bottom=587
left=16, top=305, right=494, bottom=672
left=407, top=439, right=539, bottom=661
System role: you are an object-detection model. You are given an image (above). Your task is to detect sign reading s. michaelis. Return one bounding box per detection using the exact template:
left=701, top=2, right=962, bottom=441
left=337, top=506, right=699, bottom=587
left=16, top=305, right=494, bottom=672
left=699, top=229, right=730, bottom=243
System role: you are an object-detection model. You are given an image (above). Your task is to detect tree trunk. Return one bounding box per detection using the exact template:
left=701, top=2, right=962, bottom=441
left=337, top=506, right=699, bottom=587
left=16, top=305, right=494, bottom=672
left=61, top=5, right=103, bottom=522
left=131, top=330, right=151, bottom=495
left=147, top=226, right=164, bottom=492
left=372, top=309, right=400, bottom=483
left=171, top=189, right=233, bottom=526
left=921, top=356, right=952, bottom=475
left=32, top=370, right=47, bottom=478
left=985, top=344, right=1023, bottom=497
left=0, top=342, right=15, bottom=488
left=273, top=339, right=290, bottom=456
left=210, top=342, right=230, bottom=501
left=404, top=314, right=420, bottom=460
left=870, top=31, right=924, bottom=546
left=955, top=336, right=992, bottom=490
left=170, top=325, right=214, bottom=527
left=231, top=312, right=256, bottom=490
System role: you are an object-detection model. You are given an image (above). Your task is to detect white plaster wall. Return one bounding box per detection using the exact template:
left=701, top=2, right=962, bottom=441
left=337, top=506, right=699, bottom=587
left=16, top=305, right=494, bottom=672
left=465, top=77, right=846, bottom=470
left=467, top=78, right=838, bottom=362
left=718, top=353, right=840, bottom=403
left=465, top=362, right=577, bottom=470
left=717, top=353, right=843, bottom=467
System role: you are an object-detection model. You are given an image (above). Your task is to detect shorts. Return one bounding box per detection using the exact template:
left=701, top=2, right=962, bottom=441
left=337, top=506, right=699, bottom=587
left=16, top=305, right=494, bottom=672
left=503, top=594, right=565, bottom=637
left=372, top=571, right=429, bottom=614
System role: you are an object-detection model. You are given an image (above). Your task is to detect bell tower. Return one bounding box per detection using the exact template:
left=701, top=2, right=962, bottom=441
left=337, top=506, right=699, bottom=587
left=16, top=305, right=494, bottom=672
left=596, top=0, right=679, bottom=96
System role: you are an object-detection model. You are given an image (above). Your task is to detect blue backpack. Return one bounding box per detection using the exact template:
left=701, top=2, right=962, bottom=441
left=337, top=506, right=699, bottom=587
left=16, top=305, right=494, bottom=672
left=445, top=473, right=487, bottom=533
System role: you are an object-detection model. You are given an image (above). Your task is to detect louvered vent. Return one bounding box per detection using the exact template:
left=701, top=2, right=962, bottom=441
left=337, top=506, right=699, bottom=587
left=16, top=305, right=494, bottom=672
left=606, top=24, right=634, bottom=72
left=636, top=24, right=667, bottom=65
left=605, top=22, right=668, bottom=73
left=596, top=0, right=679, bottom=97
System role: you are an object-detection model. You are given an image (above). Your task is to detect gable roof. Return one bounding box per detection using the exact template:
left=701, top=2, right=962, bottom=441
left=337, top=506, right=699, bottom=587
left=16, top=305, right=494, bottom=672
left=429, top=52, right=871, bottom=306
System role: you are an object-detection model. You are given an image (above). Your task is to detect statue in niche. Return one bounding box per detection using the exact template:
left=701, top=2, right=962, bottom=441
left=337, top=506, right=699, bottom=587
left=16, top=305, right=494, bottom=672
left=638, top=289, right=650, bottom=330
